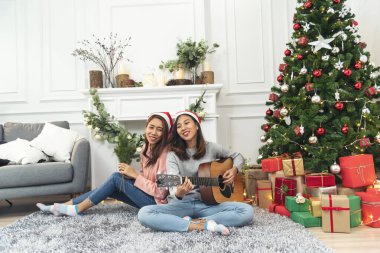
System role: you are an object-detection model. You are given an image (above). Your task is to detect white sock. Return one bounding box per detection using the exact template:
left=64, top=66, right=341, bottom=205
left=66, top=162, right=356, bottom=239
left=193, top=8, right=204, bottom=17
left=53, top=203, right=79, bottom=216
left=36, top=203, right=54, bottom=214
left=205, top=220, right=230, bottom=236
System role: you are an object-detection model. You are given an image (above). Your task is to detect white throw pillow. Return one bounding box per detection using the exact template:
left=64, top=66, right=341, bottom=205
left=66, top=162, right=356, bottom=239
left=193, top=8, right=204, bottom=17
left=0, top=138, right=49, bottom=165
left=30, top=123, right=83, bottom=163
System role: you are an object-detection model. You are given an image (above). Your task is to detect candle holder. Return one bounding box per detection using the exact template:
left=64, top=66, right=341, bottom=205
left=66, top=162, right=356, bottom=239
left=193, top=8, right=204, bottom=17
left=201, top=71, right=214, bottom=84
left=116, top=74, right=130, bottom=87
left=89, top=70, right=103, bottom=88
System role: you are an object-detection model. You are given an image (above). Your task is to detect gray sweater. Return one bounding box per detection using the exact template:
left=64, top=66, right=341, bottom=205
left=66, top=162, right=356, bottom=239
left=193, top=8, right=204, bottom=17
left=166, top=142, right=244, bottom=202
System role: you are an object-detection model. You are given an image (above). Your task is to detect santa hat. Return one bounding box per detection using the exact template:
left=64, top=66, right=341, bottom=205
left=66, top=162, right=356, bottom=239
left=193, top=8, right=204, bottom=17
left=174, top=110, right=201, bottom=124
left=148, top=112, right=173, bottom=131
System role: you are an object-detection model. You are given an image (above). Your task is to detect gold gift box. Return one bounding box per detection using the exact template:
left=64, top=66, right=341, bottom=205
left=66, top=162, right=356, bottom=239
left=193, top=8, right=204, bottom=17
left=310, top=197, right=321, bottom=217
left=282, top=157, right=305, bottom=176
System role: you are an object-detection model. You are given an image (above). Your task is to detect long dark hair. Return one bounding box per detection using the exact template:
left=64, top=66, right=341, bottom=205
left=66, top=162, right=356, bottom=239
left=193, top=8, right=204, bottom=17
left=142, top=115, right=169, bottom=167
left=169, top=115, right=206, bottom=160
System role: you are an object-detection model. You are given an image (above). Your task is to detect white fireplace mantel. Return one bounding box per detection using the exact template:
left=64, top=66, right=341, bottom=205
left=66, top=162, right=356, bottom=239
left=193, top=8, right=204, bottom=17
left=80, top=84, right=223, bottom=188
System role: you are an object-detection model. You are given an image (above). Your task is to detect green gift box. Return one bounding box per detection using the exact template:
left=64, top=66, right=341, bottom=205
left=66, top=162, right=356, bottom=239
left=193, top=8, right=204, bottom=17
left=348, top=195, right=361, bottom=228
left=285, top=196, right=310, bottom=212
left=291, top=212, right=322, bottom=228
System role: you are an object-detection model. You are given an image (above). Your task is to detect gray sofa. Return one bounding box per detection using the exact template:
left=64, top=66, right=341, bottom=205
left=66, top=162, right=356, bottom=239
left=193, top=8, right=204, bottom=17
left=0, top=121, right=90, bottom=204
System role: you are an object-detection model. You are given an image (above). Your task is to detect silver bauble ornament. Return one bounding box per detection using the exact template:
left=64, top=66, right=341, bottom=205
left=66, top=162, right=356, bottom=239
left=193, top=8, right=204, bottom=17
left=327, top=7, right=335, bottom=13
left=300, top=67, right=307, bottom=75
left=360, top=54, right=368, bottom=63
left=311, top=94, right=321, bottom=104
left=354, top=37, right=360, bottom=44
left=340, top=33, right=348, bottom=41
left=332, top=47, right=340, bottom=54
left=257, top=155, right=263, bottom=160
left=308, top=135, right=318, bottom=144
left=362, top=106, right=370, bottom=115
left=260, top=135, right=266, bottom=142
left=322, top=55, right=330, bottom=61
left=281, top=84, right=289, bottom=93
left=267, top=138, right=273, bottom=145
left=374, top=132, right=380, bottom=144
left=330, top=162, right=341, bottom=174
left=280, top=108, right=289, bottom=116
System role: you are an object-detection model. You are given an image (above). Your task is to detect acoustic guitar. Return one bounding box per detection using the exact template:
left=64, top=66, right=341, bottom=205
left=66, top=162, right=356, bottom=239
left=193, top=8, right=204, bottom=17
left=156, top=158, right=244, bottom=205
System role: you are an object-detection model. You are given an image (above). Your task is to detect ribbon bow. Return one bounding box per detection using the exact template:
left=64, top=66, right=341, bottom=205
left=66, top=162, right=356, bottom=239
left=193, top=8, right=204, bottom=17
left=295, top=193, right=305, bottom=204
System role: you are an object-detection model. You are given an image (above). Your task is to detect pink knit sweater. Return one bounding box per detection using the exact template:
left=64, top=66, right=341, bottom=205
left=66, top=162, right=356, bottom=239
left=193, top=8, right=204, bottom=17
left=134, top=146, right=168, bottom=204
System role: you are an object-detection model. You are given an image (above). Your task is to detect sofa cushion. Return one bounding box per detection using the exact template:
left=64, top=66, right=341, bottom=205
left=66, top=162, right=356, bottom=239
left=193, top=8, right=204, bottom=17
left=0, top=138, right=49, bottom=164
left=3, top=121, right=70, bottom=142
left=0, top=162, right=73, bottom=188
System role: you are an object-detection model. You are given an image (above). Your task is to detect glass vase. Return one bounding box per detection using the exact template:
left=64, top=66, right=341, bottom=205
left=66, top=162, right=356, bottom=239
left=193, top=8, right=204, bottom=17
left=190, top=65, right=199, bottom=84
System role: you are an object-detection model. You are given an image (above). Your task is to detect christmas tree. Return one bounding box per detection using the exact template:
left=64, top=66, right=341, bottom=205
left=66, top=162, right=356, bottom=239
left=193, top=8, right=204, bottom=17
left=258, top=0, right=380, bottom=173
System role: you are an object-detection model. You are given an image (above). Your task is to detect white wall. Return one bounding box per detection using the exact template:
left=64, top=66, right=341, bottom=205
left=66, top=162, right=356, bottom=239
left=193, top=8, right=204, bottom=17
left=0, top=0, right=379, bottom=165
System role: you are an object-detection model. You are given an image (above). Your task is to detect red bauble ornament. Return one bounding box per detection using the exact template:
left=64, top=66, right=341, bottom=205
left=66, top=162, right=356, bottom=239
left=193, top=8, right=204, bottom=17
left=343, top=69, right=352, bottom=76
left=263, top=124, right=271, bottom=132
left=266, top=108, right=273, bottom=116
left=305, top=82, right=314, bottom=92
left=354, top=61, right=362, bottom=69
left=298, top=36, right=309, bottom=46
left=316, top=127, right=326, bottom=136
left=277, top=75, right=284, bottom=82
left=279, top=64, right=287, bottom=72
left=353, top=20, right=358, bottom=26
left=359, top=42, right=367, bottom=49
left=333, top=0, right=341, bottom=4
left=341, top=124, right=349, bottom=134
left=313, top=69, right=322, bottom=77
left=354, top=81, right=362, bottom=90
left=304, top=1, right=312, bottom=8
left=269, top=93, right=279, bottom=102
left=284, top=49, right=292, bottom=56
left=293, top=23, right=301, bottom=30
left=359, top=137, right=370, bottom=148
left=297, top=54, right=303, bottom=60
left=273, top=109, right=281, bottom=118
left=365, top=86, right=377, bottom=97
left=335, top=101, right=344, bottom=111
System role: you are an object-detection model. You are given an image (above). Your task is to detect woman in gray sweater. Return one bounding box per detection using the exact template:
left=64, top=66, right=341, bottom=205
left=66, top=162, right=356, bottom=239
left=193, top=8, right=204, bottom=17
left=138, top=111, right=253, bottom=235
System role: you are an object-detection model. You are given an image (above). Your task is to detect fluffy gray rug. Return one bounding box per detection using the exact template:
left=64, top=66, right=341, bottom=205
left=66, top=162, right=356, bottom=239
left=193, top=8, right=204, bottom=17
left=0, top=204, right=333, bottom=253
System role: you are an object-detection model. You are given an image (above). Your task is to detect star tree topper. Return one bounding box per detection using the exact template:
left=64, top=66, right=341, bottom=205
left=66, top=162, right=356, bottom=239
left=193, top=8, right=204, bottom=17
left=308, top=35, right=335, bottom=52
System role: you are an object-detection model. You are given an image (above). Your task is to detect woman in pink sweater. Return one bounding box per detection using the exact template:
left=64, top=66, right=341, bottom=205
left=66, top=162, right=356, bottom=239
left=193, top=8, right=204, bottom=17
left=37, top=112, right=173, bottom=216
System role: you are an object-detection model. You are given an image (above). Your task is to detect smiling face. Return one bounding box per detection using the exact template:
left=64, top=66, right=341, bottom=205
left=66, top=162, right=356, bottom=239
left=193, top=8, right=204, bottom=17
left=176, top=115, right=198, bottom=146
left=145, top=117, right=164, bottom=146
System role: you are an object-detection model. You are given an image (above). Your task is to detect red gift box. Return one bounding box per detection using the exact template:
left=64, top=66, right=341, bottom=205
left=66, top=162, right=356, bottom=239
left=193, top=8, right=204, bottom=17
left=305, top=173, right=336, bottom=188
left=274, top=177, right=296, bottom=205
left=367, top=188, right=380, bottom=195
left=262, top=157, right=283, bottom=172
left=269, top=204, right=291, bottom=217
left=339, top=154, right=376, bottom=188
left=355, top=192, right=380, bottom=228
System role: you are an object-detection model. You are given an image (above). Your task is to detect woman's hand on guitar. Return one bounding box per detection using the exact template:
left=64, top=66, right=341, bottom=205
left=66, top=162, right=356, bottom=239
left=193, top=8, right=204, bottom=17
left=175, top=177, right=193, bottom=199
left=118, top=163, right=139, bottom=179
left=223, top=166, right=238, bottom=185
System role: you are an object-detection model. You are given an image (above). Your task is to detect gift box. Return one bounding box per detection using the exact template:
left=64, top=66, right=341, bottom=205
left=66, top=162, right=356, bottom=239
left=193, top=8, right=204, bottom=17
left=269, top=204, right=291, bottom=217
left=367, top=188, right=380, bottom=195
left=244, top=169, right=268, bottom=199
left=262, top=157, right=283, bottom=172
left=321, top=195, right=350, bottom=233
left=339, top=154, right=376, bottom=188
left=269, top=170, right=303, bottom=194
left=348, top=195, right=361, bottom=228
left=305, top=173, right=335, bottom=188
left=310, top=197, right=322, bottom=217
left=355, top=191, right=380, bottom=228
left=306, top=185, right=337, bottom=198
left=274, top=177, right=297, bottom=205
left=282, top=157, right=305, bottom=176
left=338, top=186, right=367, bottom=196
left=256, top=180, right=273, bottom=209
left=285, top=196, right=310, bottom=212
left=291, top=212, right=322, bottom=228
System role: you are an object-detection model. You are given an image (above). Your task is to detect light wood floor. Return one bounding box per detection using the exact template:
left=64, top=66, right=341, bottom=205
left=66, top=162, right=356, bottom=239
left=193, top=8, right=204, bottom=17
left=1, top=196, right=380, bottom=253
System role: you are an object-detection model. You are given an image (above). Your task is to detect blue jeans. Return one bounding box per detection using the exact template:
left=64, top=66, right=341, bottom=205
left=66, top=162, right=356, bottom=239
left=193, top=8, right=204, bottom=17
left=138, top=199, right=253, bottom=232
left=73, top=172, right=155, bottom=209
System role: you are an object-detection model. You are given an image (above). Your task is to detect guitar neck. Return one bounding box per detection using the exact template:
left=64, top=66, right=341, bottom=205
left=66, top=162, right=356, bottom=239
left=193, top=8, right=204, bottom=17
left=183, top=176, right=220, bottom=186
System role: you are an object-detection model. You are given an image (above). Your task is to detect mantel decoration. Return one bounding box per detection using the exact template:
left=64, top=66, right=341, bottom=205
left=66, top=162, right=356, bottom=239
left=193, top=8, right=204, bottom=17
left=160, top=38, right=219, bottom=85
left=83, top=88, right=144, bottom=163
left=73, top=33, right=132, bottom=88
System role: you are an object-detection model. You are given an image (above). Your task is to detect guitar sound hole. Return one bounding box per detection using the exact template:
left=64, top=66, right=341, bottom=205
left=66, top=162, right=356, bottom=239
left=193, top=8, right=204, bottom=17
left=218, top=176, right=232, bottom=198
